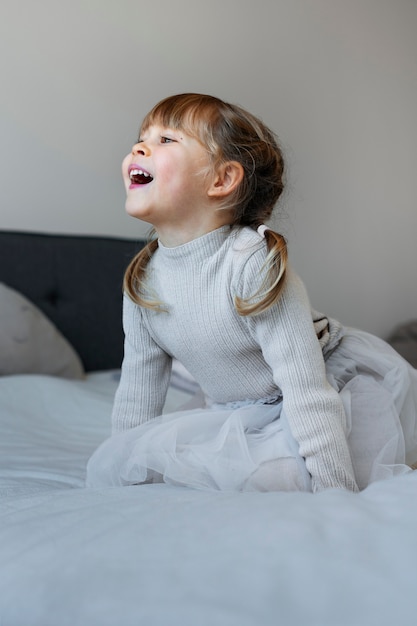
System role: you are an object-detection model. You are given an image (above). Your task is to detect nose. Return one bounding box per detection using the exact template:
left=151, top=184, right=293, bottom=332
left=132, top=141, right=150, bottom=157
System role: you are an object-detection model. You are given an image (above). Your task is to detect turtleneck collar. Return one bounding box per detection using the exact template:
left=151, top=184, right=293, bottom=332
left=156, top=225, right=233, bottom=262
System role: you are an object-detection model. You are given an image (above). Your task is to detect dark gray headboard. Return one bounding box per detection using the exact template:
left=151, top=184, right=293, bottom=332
left=0, top=230, right=146, bottom=372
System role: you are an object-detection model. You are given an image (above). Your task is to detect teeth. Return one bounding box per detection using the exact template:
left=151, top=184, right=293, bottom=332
left=130, top=168, right=151, bottom=178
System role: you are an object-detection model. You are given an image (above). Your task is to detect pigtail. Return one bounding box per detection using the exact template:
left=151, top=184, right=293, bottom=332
left=235, top=228, right=288, bottom=316
left=123, top=237, right=163, bottom=309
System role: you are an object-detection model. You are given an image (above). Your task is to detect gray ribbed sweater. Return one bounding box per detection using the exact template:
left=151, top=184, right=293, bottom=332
left=112, top=226, right=358, bottom=492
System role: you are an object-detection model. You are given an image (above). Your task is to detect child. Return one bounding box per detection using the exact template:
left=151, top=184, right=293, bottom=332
left=86, top=93, right=417, bottom=493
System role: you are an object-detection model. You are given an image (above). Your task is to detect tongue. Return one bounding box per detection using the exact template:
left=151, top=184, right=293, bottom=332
left=131, top=173, right=153, bottom=185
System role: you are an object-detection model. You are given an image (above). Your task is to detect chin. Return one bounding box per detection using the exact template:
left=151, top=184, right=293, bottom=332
left=125, top=200, right=148, bottom=220
left=125, top=210, right=154, bottom=228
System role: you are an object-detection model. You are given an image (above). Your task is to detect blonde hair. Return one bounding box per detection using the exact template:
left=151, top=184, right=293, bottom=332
left=124, top=93, right=287, bottom=316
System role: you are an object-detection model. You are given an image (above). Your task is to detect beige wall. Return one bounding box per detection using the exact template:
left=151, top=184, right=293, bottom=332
left=1, top=0, right=416, bottom=337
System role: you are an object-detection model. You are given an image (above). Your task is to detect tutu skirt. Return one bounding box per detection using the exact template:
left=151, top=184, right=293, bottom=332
left=86, top=329, right=417, bottom=492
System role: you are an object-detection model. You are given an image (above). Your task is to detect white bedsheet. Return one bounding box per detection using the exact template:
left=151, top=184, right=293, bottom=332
left=0, top=373, right=416, bottom=626
left=0, top=372, right=192, bottom=496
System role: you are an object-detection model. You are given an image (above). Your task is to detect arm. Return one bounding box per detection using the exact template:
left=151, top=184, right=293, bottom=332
left=111, top=294, right=171, bottom=433
left=243, top=262, right=358, bottom=492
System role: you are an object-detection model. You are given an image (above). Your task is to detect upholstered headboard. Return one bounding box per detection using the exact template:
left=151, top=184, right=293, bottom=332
left=0, top=230, right=145, bottom=371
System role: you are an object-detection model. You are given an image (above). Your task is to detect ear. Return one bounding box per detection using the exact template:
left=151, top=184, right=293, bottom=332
left=207, top=161, right=244, bottom=199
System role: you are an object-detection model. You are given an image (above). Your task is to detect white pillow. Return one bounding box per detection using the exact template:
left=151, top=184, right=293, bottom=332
left=0, top=283, right=84, bottom=379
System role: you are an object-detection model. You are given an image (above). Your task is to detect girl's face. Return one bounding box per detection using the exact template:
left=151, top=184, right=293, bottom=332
left=122, top=124, right=224, bottom=245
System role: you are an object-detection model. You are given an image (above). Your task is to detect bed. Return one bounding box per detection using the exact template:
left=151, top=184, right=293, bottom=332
left=1, top=229, right=416, bottom=626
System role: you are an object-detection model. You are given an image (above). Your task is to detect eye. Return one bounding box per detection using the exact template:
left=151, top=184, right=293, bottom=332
left=160, top=136, right=176, bottom=144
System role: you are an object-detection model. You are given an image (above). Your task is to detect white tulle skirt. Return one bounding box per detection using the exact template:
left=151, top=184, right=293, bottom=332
left=86, top=329, right=417, bottom=492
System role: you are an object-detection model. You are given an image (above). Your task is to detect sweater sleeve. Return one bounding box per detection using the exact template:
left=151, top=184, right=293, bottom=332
left=241, top=258, right=358, bottom=493
left=111, top=294, right=171, bottom=433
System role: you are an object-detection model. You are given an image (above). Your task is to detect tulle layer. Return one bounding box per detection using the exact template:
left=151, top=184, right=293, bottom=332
left=86, top=402, right=313, bottom=491
left=326, top=328, right=417, bottom=489
left=86, top=329, right=417, bottom=492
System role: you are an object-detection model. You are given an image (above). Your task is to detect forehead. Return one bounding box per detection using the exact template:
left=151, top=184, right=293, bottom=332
left=140, top=122, right=181, bottom=135
left=140, top=117, right=191, bottom=137
left=140, top=104, right=208, bottom=138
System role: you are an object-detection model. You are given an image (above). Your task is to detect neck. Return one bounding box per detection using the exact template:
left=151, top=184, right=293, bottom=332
left=155, top=215, right=233, bottom=248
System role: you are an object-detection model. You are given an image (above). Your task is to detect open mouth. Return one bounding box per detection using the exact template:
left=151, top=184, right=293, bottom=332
left=129, top=165, right=153, bottom=185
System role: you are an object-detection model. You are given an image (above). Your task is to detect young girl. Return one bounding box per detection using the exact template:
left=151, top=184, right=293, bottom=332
left=86, top=93, right=417, bottom=493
